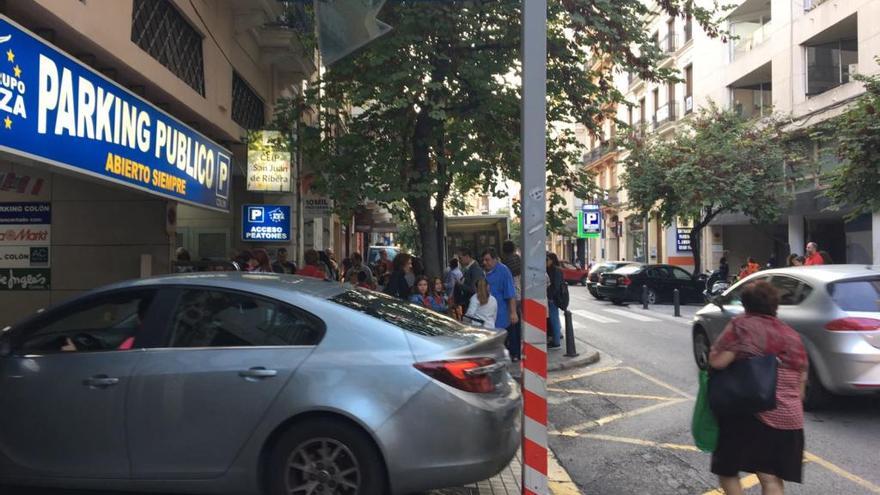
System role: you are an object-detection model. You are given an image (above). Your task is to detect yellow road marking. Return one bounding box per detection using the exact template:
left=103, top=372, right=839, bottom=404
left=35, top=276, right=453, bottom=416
left=565, top=432, right=700, bottom=452
left=549, top=387, right=680, bottom=402
left=555, top=398, right=688, bottom=435
left=549, top=366, right=620, bottom=385
left=805, top=451, right=880, bottom=493
left=549, top=448, right=580, bottom=495
left=622, top=366, right=693, bottom=399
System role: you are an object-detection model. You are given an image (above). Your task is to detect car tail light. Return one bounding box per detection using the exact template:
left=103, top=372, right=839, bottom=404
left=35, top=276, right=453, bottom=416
left=620, top=276, right=632, bottom=286
left=825, top=318, right=880, bottom=331
left=414, top=358, right=498, bottom=393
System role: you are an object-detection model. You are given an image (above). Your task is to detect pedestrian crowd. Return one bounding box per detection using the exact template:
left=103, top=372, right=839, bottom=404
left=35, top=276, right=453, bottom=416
left=722, top=241, right=832, bottom=282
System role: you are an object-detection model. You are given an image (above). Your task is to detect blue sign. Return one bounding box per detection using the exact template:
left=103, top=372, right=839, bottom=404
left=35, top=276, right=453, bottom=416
left=0, top=16, right=231, bottom=212
left=242, top=205, right=291, bottom=242
left=583, top=206, right=602, bottom=233
left=0, top=202, right=50, bottom=224
left=676, top=227, right=693, bottom=252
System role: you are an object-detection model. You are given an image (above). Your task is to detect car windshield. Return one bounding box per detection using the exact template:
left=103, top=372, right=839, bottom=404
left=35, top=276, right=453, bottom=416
left=829, top=277, right=880, bottom=312
left=332, top=289, right=480, bottom=338
left=614, top=265, right=643, bottom=275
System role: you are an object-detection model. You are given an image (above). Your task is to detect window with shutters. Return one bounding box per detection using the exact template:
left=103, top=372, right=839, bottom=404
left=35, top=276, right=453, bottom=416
left=131, top=0, right=205, bottom=96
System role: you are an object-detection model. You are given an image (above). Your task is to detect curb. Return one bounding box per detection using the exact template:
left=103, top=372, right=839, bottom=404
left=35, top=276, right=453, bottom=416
left=548, top=338, right=600, bottom=372
left=549, top=448, right=580, bottom=495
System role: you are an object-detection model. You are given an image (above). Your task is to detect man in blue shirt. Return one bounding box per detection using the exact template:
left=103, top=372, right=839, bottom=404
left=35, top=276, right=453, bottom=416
left=481, top=248, right=519, bottom=332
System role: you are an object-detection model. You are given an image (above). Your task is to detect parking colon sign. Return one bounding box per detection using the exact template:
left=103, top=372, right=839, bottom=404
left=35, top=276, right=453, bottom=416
left=242, top=204, right=290, bottom=242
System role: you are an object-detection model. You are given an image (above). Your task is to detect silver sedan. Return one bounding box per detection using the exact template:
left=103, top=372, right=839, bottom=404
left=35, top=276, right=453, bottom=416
left=692, top=265, right=880, bottom=409
left=0, top=273, right=521, bottom=494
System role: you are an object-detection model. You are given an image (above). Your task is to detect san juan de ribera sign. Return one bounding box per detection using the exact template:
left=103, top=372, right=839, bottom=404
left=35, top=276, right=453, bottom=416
left=0, top=15, right=231, bottom=212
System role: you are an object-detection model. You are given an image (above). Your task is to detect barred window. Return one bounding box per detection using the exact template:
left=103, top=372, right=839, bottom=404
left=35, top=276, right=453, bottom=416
left=232, top=72, right=265, bottom=130
left=131, top=0, right=205, bottom=96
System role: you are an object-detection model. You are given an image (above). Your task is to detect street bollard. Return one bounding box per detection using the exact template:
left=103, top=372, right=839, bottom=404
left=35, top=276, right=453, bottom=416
left=674, top=289, right=681, bottom=317
left=564, top=310, right=578, bottom=357
left=642, top=284, right=649, bottom=309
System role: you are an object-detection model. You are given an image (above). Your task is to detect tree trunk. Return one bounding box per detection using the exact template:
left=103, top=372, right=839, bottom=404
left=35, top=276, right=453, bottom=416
left=690, top=223, right=703, bottom=277
left=409, top=196, right=442, bottom=278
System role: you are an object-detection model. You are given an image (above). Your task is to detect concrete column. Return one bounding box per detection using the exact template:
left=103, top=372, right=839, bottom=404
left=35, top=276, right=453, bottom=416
left=788, top=214, right=805, bottom=255
left=873, top=211, right=880, bottom=265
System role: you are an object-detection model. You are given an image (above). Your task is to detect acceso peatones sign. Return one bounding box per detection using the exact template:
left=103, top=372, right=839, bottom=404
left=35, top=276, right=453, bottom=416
left=0, top=15, right=231, bottom=212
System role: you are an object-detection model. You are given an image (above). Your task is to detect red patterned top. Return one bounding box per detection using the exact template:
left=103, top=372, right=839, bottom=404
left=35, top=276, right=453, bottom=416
left=712, top=314, right=808, bottom=430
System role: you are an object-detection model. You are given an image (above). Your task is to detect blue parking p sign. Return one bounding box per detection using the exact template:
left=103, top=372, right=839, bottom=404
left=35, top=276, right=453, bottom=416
left=242, top=205, right=290, bottom=242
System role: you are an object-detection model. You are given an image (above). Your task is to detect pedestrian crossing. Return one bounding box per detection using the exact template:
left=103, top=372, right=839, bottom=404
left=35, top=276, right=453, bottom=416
left=571, top=309, right=620, bottom=324
left=601, top=308, right=662, bottom=322
left=571, top=307, right=693, bottom=326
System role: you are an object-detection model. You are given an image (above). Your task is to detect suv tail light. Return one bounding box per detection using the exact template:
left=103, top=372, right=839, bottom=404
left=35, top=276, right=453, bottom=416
left=825, top=318, right=880, bottom=332
left=620, top=276, right=632, bottom=286
left=414, top=358, right=498, bottom=393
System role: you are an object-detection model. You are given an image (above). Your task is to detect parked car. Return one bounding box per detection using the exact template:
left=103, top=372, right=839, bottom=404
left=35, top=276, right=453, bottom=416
left=0, top=273, right=520, bottom=494
left=587, top=261, right=638, bottom=299
left=597, top=264, right=704, bottom=305
left=561, top=260, right=590, bottom=285
left=692, top=265, right=880, bottom=409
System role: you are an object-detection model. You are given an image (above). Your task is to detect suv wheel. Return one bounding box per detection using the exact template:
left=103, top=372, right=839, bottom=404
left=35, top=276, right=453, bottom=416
left=803, top=364, right=832, bottom=411
left=267, top=418, right=387, bottom=495
left=693, top=328, right=710, bottom=371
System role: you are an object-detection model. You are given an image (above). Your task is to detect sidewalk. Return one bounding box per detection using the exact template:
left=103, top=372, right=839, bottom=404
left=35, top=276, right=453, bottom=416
left=429, top=449, right=579, bottom=495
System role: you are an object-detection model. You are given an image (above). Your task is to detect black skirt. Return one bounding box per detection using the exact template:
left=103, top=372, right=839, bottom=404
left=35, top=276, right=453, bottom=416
left=711, top=413, right=804, bottom=483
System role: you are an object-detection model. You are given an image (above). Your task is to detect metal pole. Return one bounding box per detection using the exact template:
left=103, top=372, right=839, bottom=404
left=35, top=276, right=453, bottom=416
left=674, top=289, right=681, bottom=317
left=521, top=0, right=548, bottom=493
left=642, top=284, right=649, bottom=310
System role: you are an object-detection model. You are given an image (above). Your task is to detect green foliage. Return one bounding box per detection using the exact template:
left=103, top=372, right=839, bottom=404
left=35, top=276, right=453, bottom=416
left=822, top=57, right=880, bottom=217
left=272, top=0, right=729, bottom=274
left=621, top=105, right=793, bottom=272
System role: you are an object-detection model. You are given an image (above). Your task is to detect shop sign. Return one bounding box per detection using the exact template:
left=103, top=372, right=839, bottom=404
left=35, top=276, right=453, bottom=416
left=676, top=227, right=693, bottom=252
left=0, top=267, right=49, bottom=290
left=242, top=204, right=290, bottom=242
left=304, top=196, right=333, bottom=217
left=0, top=224, right=49, bottom=245
left=0, top=246, right=49, bottom=268
left=0, top=202, right=50, bottom=224
left=0, top=15, right=231, bottom=212
left=247, top=131, right=290, bottom=192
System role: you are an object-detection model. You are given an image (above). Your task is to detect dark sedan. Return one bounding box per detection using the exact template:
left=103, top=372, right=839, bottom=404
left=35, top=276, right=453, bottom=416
left=587, top=261, right=638, bottom=299
left=597, top=264, right=704, bottom=305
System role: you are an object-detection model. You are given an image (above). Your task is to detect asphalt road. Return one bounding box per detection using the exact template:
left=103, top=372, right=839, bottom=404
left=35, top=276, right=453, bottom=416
left=548, top=286, right=880, bottom=495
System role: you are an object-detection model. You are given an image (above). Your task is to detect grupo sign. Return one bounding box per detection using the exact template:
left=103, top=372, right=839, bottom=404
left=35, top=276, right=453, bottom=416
left=247, top=131, right=290, bottom=192
left=0, top=15, right=231, bottom=212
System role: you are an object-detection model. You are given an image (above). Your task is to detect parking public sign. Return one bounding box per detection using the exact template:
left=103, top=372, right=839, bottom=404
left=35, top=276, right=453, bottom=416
left=578, top=204, right=602, bottom=239
left=242, top=205, right=291, bottom=242
left=0, top=15, right=231, bottom=212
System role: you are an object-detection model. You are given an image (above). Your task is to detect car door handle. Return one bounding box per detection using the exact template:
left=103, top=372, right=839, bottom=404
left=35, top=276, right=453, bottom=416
left=83, top=375, right=120, bottom=389
left=239, top=367, right=278, bottom=379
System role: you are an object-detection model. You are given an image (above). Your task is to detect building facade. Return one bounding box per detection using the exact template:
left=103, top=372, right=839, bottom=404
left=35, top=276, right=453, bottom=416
left=0, top=0, right=319, bottom=327
left=584, top=0, right=880, bottom=272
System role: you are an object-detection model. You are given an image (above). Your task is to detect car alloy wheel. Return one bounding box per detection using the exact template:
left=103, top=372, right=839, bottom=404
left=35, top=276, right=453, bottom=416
left=268, top=418, right=386, bottom=495
left=645, top=288, right=658, bottom=305
left=286, top=438, right=360, bottom=494
left=693, top=329, right=710, bottom=371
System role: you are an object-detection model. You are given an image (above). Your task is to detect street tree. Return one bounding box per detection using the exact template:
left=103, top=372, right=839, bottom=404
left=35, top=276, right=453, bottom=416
left=276, top=1, right=727, bottom=276
left=823, top=57, right=880, bottom=217
left=621, top=105, right=793, bottom=275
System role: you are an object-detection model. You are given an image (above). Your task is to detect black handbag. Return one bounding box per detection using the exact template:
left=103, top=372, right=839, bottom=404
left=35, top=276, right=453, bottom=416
left=708, top=354, right=778, bottom=415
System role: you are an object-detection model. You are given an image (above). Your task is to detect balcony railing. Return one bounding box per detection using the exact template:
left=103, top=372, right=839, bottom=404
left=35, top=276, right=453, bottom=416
left=652, top=102, right=677, bottom=129
left=584, top=142, right=618, bottom=164
left=804, top=0, right=829, bottom=11
left=730, top=21, right=772, bottom=61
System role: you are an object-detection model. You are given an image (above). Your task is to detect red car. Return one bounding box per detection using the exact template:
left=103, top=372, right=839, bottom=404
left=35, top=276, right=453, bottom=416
left=561, top=260, right=590, bottom=286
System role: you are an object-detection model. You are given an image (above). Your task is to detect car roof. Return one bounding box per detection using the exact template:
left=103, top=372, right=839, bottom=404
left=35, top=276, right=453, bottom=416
left=100, top=272, right=347, bottom=299
left=744, top=264, right=880, bottom=284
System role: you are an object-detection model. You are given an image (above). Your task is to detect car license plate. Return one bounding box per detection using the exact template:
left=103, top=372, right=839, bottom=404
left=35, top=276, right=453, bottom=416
left=605, top=279, right=617, bottom=286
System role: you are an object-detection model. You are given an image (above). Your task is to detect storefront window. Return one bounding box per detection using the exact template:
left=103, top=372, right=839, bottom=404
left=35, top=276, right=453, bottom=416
left=627, top=216, right=647, bottom=263
left=806, top=39, right=858, bottom=96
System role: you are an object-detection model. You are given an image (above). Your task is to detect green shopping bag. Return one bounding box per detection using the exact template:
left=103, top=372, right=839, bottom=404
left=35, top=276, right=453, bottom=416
left=691, top=369, right=719, bottom=452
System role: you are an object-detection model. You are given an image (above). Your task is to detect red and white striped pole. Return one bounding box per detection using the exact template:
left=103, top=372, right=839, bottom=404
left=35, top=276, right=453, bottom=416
left=520, top=0, right=548, bottom=494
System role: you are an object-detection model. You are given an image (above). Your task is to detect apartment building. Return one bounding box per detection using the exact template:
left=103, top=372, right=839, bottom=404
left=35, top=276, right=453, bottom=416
left=585, top=0, right=880, bottom=271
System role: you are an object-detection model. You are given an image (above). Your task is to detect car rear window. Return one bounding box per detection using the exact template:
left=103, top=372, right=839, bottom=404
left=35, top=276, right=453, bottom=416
left=331, top=289, right=476, bottom=337
left=829, top=278, right=880, bottom=312
left=614, top=265, right=643, bottom=275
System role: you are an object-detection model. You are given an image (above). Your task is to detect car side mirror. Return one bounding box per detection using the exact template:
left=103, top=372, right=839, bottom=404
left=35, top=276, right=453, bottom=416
left=711, top=296, right=725, bottom=310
